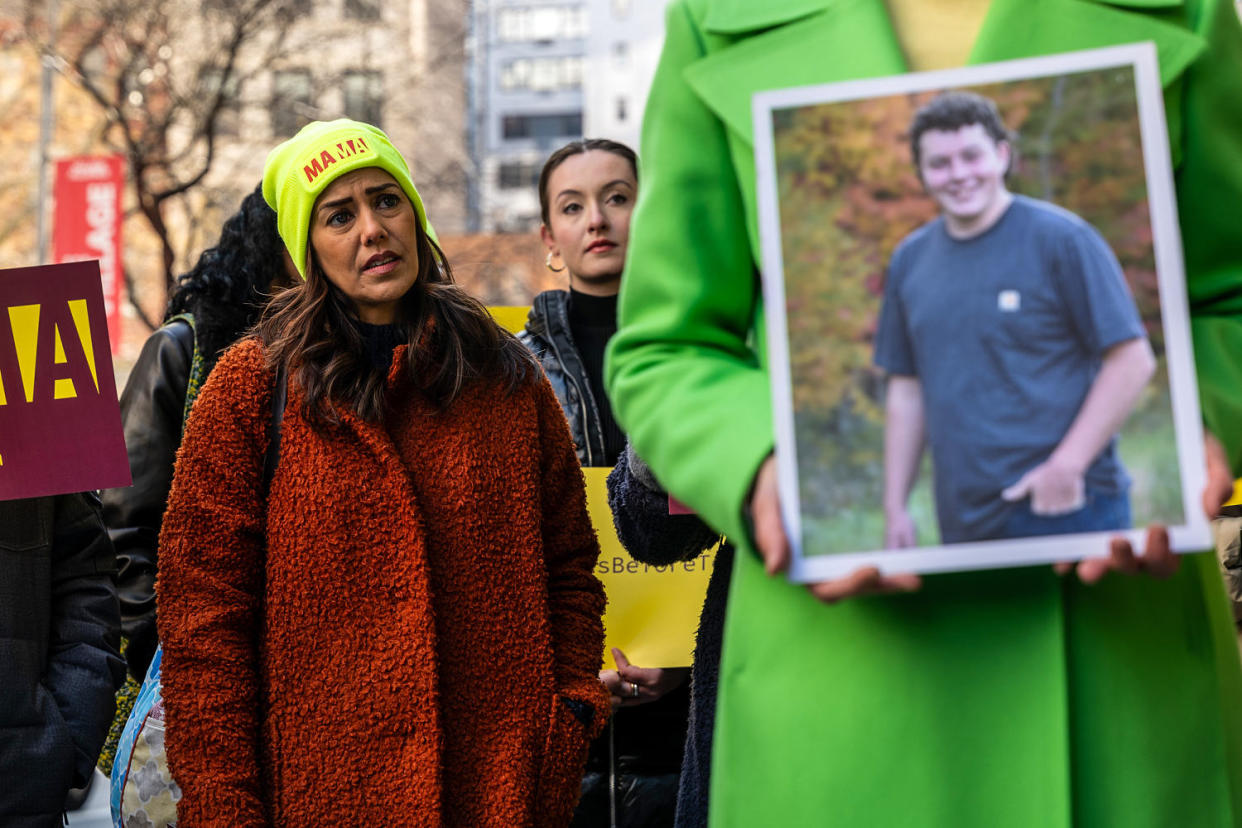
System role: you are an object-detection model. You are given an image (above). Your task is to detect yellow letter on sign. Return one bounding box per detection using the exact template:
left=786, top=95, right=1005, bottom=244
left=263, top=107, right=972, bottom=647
left=9, top=304, right=40, bottom=403
left=68, top=299, right=100, bottom=394
left=6, top=301, right=100, bottom=403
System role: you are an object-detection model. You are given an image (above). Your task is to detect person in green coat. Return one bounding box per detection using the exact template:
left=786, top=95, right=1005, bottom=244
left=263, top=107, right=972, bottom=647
left=605, top=0, right=1242, bottom=826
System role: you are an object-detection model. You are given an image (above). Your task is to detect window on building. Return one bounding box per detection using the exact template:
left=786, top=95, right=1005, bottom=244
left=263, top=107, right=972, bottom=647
left=611, top=0, right=631, bottom=19
left=616, top=96, right=627, bottom=123
left=567, top=7, right=588, bottom=37
left=497, top=161, right=542, bottom=190
left=497, top=8, right=521, bottom=40
left=344, top=0, right=380, bottom=20
left=529, top=6, right=563, bottom=40
left=612, top=41, right=629, bottom=70
left=500, top=56, right=584, bottom=93
left=201, top=68, right=242, bottom=136
left=271, top=70, right=312, bottom=137
left=501, top=112, right=582, bottom=141
left=497, top=6, right=587, bottom=42
left=343, top=71, right=383, bottom=127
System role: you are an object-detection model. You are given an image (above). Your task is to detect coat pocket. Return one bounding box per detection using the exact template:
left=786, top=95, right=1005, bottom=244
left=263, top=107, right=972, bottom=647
left=0, top=498, right=51, bottom=554
left=532, top=694, right=591, bottom=826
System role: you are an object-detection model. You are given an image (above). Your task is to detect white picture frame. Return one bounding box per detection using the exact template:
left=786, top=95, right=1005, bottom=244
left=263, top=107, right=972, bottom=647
left=752, top=43, right=1211, bottom=582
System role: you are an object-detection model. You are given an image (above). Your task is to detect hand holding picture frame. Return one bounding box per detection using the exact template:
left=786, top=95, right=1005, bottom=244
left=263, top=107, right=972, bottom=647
left=752, top=43, right=1211, bottom=582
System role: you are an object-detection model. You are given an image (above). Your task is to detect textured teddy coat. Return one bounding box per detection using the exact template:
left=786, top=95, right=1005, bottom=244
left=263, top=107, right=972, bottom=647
left=157, top=338, right=609, bottom=826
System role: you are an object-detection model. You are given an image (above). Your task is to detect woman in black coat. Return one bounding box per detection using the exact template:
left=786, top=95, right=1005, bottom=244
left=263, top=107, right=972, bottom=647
left=0, top=492, right=124, bottom=826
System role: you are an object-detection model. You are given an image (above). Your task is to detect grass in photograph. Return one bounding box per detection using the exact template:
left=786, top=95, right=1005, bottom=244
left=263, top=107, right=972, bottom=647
left=797, top=363, right=1181, bottom=558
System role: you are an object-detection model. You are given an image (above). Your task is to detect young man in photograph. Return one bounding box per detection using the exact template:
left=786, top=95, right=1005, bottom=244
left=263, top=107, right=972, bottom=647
left=874, top=91, right=1156, bottom=547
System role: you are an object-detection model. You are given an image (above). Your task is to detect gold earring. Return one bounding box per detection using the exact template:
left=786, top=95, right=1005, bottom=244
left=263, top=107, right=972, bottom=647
left=546, top=251, right=565, bottom=273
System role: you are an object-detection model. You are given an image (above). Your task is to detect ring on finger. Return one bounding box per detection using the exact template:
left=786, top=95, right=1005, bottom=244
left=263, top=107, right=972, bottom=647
left=630, top=682, right=640, bottom=698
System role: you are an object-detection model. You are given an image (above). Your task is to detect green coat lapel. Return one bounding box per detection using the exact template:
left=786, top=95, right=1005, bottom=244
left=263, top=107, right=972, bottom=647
left=701, top=0, right=835, bottom=31
left=974, top=0, right=1205, bottom=163
left=683, top=0, right=1205, bottom=235
left=972, top=0, right=1204, bottom=81
left=686, top=0, right=905, bottom=149
left=683, top=1, right=905, bottom=255
left=688, top=0, right=1203, bottom=147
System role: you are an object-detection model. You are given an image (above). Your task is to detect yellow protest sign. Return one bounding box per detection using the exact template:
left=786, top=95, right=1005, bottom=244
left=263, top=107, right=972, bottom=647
left=584, top=467, right=714, bottom=668
left=488, top=305, right=713, bottom=668
left=489, top=305, right=530, bottom=335
left=1226, top=480, right=1242, bottom=507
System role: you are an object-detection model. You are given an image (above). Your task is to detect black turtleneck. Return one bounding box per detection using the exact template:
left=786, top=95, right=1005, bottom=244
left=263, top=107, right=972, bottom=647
left=355, top=319, right=406, bottom=372
left=567, top=288, right=626, bottom=466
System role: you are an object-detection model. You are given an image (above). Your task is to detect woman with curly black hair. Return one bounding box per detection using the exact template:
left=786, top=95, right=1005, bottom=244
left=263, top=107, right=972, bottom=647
left=163, top=187, right=292, bottom=385
left=102, top=184, right=292, bottom=686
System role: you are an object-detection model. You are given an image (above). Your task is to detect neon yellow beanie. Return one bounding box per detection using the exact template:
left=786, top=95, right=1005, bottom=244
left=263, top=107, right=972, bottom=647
left=261, top=119, right=434, bottom=280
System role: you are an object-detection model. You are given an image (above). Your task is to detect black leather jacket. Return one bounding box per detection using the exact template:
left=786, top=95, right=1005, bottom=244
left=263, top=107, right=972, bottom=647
left=517, top=290, right=608, bottom=467
left=101, top=320, right=194, bottom=682
left=0, top=493, right=124, bottom=825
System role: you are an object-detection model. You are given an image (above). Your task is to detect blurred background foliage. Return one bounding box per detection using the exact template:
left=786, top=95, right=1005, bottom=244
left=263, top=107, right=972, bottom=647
left=773, top=68, right=1182, bottom=556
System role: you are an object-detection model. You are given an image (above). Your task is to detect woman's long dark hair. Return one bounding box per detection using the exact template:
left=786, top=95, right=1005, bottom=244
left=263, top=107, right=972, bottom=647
left=256, top=210, right=533, bottom=425
left=165, top=185, right=287, bottom=377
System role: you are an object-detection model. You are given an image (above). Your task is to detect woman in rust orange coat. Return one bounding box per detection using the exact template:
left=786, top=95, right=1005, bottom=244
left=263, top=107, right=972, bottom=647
left=156, top=119, right=609, bottom=826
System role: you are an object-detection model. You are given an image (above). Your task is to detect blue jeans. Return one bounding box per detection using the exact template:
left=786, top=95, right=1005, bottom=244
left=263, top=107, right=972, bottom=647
left=1000, top=488, right=1132, bottom=540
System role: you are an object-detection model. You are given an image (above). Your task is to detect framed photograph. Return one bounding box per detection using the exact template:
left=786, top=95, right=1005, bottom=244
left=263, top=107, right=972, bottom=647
left=752, top=43, right=1211, bottom=582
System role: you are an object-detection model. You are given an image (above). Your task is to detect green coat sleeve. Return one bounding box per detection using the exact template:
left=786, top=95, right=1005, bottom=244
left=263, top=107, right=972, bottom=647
left=605, top=0, right=770, bottom=551
left=1181, top=0, right=1242, bottom=473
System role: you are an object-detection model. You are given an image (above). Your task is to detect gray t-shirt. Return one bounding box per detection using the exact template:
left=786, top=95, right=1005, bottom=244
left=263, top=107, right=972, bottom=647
left=873, top=195, right=1145, bottom=543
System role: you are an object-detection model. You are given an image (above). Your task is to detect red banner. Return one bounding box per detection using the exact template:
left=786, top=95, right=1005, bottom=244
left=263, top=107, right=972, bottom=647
left=52, top=155, right=125, bottom=355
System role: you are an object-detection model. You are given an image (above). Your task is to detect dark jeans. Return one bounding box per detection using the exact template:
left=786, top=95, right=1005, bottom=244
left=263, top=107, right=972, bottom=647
left=1000, top=488, right=1131, bottom=539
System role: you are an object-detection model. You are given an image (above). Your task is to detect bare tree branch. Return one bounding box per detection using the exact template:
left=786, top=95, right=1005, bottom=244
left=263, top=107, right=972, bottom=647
left=13, top=0, right=471, bottom=312
left=18, top=0, right=308, bottom=310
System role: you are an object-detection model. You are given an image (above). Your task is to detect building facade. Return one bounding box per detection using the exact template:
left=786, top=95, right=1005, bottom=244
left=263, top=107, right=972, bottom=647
left=581, top=0, right=669, bottom=157
left=468, top=0, right=587, bottom=232
left=198, top=0, right=471, bottom=239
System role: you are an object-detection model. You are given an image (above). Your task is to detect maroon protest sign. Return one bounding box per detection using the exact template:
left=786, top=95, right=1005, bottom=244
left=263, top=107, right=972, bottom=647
left=0, top=261, right=130, bottom=501
left=52, top=154, right=125, bottom=355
